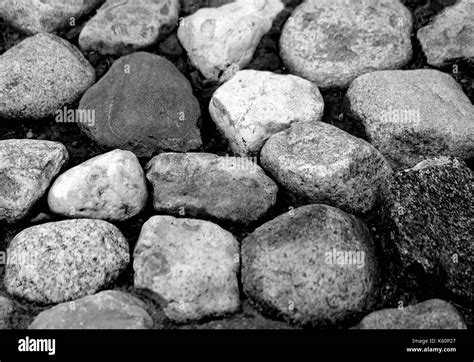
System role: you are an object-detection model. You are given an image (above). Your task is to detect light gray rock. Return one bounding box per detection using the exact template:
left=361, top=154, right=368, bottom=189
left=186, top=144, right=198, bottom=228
left=177, top=0, right=284, bottom=82
left=29, top=290, right=153, bottom=329
left=209, top=70, right=325, bottom=156
left=0, top=33, right=95, bottom=120
left=417, top=0, right=474, bottom=68
left=0, top=296, right=13, bottom=329
left=242, top=204, right=380, bottom=327
left=146, top=152, right=277, bottom=225
left=0, top=0, right=103, bottom=34
left=48, top=149, right=147, bottom=222
left=355, top=299, right=467, bottom=329
left=260, top=122, right=392, bottom=214
left=4, top=219, right=129, bottom=304
left=79, top=0, right=180, bottom=55
left=280, top=0, right=413, bottom=89
left=0, top=140, right=68, bottom=223
left=134, top=216, right=240, bottom=323
left=180, top=0, right=234, bottom=15
left=345, top=69, right=474, bottom=170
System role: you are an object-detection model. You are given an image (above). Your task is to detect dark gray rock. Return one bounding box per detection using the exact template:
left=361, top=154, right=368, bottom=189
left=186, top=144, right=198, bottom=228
left=0, top=296, right=13, bottom=329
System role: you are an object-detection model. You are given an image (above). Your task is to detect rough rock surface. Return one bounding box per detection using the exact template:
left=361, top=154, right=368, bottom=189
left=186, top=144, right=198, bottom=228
left=177, top=0, right=284, bottom=81
left=180, top=0, right=233, bottom=15
left=4, top=219, right=130, bottom=304
left=29, top=290, right=153, bottom=329
left=355, top=299, right=467, bottom=329
left=242, top=204, right=380, bottom=327
left=280, top=0, right=413, bottom=89
left=260, top=122, right=392, bottom=214
left=134, top=216, right=240, bottom=322
left=146, top=152, right=277, bottom=225
left=79, top=0, right=180, bottom=55
left=78, top=52, right=202, bottom=158
left=0, top=33, right=95, bottom=120
left=209, top=70, right=324, bottom=156
left=48, top=149, right=147, bottom=221
left=0, top=296, right=13, bottom=329
left=0, top=140, right=68, bottom=223
left=0, top=0, right=103, bottom=34
left=345, top=69, right=474, bottom=170
left=418, top=0, right=474, bottom=67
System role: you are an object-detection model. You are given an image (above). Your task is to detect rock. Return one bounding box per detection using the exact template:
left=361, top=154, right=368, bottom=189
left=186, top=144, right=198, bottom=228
left=29, top=290, right=153, bottom=329
left=380, top=157, right=473, bottom=315
left=134, top=216, right=240, bottom=322
left=48, top=149, right=147, bottom=222
left=79, top=0, right=180, bottom=55
left=146, top=152, right=277, bottom=225
left=209, top=70, right=324, bottom=156
left=180, top=0, right=234, bottom=15
left=78, top=52, right=202, bottom=158
left=4, top=219, right=129, bottom=304
left=0, top=296, right=13, bottom=329
left=177, top=0, right=284, bottom=82
left=280, top=0, right=413, bottom=89
left=0, top=0, right=103, bottom=34
left=260, top=122, right=392, bottom=214
left=417, top=0, right=474, bottom=68
left=355, top=299, right=467, bottom=329
left=242, top=204, right=380, bottom=327
left=345, top=69, right=474, bottom=170
left=0, top=140, right=68, bottom=223
left=0, top=33, right=95, bottom=120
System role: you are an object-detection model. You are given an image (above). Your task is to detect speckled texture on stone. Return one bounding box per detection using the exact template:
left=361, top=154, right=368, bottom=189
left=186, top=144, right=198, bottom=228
left=0, top=0, right=103, bottom=34
left=146, top=152, right=277, bottom=225
left=209, top=70, right=324, bottom=156
left=4, top=219, right=130, bottom=304
left=177, top=0, right=284, bottom=81
left=134, top=216, right=240, bottom=323
left=78, top=52, right=202, bottom=158
left=0, top=139, right=68, bottom=223
left=242, top=204, right=380, bottom=327
left=0, top=33, right=95, bottom=120
left=0, top=296, right=13, bottom=329
left=48, top=149, right=147, bottom=221
left=29, top=290, right=153, bottom=329
left=355, top=299, right=467, bottom=329
left=345, top=69, right=474, bottom=170
left=280, top=0, right=413, bottom=89
left=417, top=0, right=474, bottom=68
left=380, top=157, right=473, bottom=319
left=79, top=0, right=180, bottom=55
left=260, top=122, right=393, bottom=214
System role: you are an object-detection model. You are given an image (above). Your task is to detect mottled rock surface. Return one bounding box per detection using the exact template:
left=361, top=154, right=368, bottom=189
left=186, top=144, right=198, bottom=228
left=0, top=140, right=68, bottom=223
left=78, top=52, right=202, bottom=158
left=0, top=296, right=13, bottom=329
left=29, top=290, right=153, bottom=329
left=4, top=219, right=130, bottom=303
left=242, top=204, right=380, bottom=327
left=48, top=149, right=147, bottom=221
left=180, top=0, right=233, bottom=15
left=0, top=33, right=95, bottom=120
left=209, top=70, right=324, bottom=156
left=134, top=216, right=240, bottom=322
left=345, top=69, right=474, bottom=170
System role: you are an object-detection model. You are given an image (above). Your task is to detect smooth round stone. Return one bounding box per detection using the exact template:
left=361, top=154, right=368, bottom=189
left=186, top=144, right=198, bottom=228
left=418, top=0, right=474, bottom=67
left=0, top=33, right=95, bottom=120
left=146, top=152, right=278, bottom=225
left=134, top=216, right=240, bottom=323
left=29, top=290, right=153, bottom=329
left=345, top=69, right=474, bottom=170
left=260, top=122, right=392, bottom=214
left=209, top=70, right=325, bottom=156
left=242, top=204, right=380, bottom=327
left=355, top=299, right=467, bottom=329
left=280, top=0, right=413, bottom=89
left=48, top=149, right=148, bottom=222
left=79, top=0, right=180, bottom=55
left=78, top=52, right=202, bottom=158
left=4, top=219, right=130, bottom=304
left=0, top=0, right=102, bottom=34
left=0, top=140, right=68, bottom=223
left=0, top=296, right=14, bottom=329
